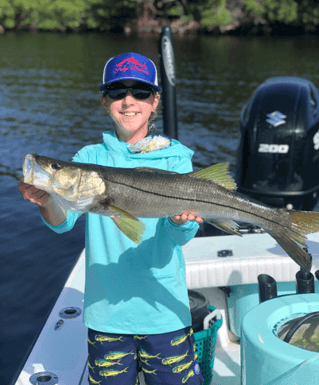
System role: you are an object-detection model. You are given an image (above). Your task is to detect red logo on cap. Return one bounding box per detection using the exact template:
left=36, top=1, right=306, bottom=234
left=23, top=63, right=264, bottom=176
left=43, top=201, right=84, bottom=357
left=114, top=57, right=149, bottom=75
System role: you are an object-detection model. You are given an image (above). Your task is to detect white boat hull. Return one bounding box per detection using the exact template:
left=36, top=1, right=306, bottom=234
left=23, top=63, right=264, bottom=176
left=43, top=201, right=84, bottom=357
left=14, top=232, right=319, bottom=385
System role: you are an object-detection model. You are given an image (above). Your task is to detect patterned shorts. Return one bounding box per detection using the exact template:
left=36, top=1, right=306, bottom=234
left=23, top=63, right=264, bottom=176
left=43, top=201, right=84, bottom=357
left=87, top=326, right=204, bottom=385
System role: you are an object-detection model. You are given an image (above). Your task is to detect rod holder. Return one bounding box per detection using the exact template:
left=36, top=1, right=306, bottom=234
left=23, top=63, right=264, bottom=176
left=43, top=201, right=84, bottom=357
left=258, top=274, right=277, bottom=303
left=296, top=269, right=315, bottom=294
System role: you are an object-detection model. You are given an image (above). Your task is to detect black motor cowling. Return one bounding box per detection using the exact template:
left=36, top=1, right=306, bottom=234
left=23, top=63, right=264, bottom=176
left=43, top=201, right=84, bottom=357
left=236, top=76, right=319, bottom=210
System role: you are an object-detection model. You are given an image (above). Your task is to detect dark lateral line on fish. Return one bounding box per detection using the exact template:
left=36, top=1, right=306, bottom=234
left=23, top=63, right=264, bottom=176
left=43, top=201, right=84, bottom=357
left=105, top=178, right=287, bottom=229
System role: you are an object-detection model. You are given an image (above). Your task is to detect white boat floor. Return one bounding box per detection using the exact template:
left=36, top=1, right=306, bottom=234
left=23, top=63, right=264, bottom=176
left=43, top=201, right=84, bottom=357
left=14, top=232, right=319, bottom=385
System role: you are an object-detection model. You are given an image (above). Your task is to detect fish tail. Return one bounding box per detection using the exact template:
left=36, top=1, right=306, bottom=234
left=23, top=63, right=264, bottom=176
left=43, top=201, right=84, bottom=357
left=270, top=231, right=310, bottom=270
left=270, top=210, right=319, bottom=270
left=289, top=210, right=319, bottom=239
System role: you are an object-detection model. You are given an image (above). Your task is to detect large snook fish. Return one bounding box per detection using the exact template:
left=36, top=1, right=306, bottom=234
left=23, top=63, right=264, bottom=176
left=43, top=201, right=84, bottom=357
left=23, top=153, right=319, bottom=270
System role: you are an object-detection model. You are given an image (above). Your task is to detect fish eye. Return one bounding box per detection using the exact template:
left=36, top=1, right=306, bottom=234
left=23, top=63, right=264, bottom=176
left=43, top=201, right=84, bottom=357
left=51, top=163, right=61, bottom=170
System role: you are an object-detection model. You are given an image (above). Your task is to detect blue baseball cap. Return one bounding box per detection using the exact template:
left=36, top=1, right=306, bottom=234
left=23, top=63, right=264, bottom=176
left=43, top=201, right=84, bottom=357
left=99, top=52, right=162, bottom=92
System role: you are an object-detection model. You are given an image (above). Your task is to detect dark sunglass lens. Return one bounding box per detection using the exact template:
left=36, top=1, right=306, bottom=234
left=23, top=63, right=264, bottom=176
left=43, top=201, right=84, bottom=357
left=107, top=89, right=127, bottom=100
left=132, top=89, right=151, bottom=100
left=106, top=85, right=153, bottom=100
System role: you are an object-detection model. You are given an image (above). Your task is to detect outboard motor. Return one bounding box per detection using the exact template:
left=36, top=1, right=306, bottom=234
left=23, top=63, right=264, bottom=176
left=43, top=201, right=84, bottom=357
left=236, top=76, right=319, bottom=210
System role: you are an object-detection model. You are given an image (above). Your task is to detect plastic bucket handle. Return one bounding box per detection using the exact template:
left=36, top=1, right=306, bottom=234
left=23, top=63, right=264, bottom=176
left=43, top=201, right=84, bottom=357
left=203, top=309, right=222, bottom=330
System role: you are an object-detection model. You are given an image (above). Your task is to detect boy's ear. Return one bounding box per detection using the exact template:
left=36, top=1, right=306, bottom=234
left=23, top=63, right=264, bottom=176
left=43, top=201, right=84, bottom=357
left=100, top=95, right=106, bottom=105
left=153, top=93, right=161, bottom=111
left=100, top=95, right=109, bottom=110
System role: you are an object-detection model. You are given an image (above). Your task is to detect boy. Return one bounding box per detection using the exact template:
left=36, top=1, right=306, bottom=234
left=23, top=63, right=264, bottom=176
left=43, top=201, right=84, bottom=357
left=18, top=52, right=204, bottom=385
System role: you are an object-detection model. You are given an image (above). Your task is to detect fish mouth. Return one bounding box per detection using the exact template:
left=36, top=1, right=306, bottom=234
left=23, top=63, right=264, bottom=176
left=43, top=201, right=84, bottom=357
left=23, top=154, right=35, bottom=183
left=23, top=153, right=51, bottom=189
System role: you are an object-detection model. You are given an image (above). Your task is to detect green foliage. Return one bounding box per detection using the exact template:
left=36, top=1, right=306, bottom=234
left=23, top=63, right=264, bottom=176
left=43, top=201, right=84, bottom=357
left=162, top=0, right=232, bottom=28
left=0, top=0, right=17, bottom=28
left=0, top=0, right=135, bottom=31
left=87, top=0, right=135, bottom=31
left=166, top=5, right=184, bottom=17
left=1, top=0, right=233, bottom=32
left=297, top=0, right=319, bottom=29
left=183, top=14, right=194, bottom=23
left=244, top=0, right=265, bottom=17
left=200, top=0, right=232, bottom=27
left=2, top=0, right=319, bottom=33
left=245, top=0, right=319, bottom=30
left=245, top=0, right=298, bottom=24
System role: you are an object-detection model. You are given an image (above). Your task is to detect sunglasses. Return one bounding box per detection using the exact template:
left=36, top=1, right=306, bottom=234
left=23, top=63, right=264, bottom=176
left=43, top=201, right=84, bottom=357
left=104, top=83, right=154, bottom=100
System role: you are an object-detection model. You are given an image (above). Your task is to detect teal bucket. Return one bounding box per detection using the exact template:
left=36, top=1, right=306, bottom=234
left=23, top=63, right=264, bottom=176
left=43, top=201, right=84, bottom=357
left=193, top=305, right=223, bottom=385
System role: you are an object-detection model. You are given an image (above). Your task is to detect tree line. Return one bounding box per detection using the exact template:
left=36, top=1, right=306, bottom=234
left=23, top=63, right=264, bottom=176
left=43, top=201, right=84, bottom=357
left=0, top=0, right=319, bottom=34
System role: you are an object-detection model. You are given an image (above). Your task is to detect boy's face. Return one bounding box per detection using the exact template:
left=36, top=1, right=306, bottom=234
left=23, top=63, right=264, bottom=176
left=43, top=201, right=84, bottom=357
left=100, top=80, right=160, bottom=144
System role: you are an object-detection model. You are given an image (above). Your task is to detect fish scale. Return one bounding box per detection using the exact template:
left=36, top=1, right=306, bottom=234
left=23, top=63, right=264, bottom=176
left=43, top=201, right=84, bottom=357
left=23, top=153, right=319, bottom=269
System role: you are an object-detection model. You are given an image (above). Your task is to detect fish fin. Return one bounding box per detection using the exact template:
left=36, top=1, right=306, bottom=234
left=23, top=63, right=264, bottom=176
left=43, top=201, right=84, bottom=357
left=109, top=205, right=140, bottom=221
left=206, top=219, right=242, bottom=236
left=289, top=210, right=319, bottom=238
left=108, top=204, right=145, bottom=244
left=111, top=216, right=145, bottom=244
left=190, top=163, right=237, bottom=191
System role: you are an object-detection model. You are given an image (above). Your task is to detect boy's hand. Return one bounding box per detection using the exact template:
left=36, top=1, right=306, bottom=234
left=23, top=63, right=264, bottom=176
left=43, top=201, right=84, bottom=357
left=170, top=212, right=204, bottom=225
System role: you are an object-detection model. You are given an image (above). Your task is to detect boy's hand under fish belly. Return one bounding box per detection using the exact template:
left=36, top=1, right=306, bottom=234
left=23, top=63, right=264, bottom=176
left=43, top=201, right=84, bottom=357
left=171, top=212, right=204, bottom=225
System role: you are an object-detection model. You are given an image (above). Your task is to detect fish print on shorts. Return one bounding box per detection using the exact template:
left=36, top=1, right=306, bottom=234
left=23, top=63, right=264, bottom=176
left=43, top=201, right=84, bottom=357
left=162, top=350, right=189, bottom=366
left=104, top=349, right=135, bottom=361
left=99, top=367, right=129, bottom=377
left=95, top=334, right=124, bottom=344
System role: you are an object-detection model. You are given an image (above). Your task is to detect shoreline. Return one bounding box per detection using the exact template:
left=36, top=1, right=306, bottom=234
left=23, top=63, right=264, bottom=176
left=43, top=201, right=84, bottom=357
left=1, top=0, right=319, bottom=38
left=1, top=20, right=317, bottom=38
left=1, top=3, right=319, bottom=39
left=1, top=19, right=317, bottom=38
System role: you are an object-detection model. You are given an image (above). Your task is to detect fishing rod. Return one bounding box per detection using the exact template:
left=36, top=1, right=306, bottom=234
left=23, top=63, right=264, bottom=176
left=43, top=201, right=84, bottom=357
left=159, top=26, right=178, bottom=140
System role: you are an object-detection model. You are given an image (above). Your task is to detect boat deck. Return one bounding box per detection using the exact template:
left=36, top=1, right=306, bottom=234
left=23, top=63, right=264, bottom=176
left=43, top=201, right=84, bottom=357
left=14, top=232, right=319, bottom=385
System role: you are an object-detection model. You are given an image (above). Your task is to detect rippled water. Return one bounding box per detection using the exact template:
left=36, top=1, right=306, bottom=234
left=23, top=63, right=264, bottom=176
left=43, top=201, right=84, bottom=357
left=2, top=31, right=319, bottom=383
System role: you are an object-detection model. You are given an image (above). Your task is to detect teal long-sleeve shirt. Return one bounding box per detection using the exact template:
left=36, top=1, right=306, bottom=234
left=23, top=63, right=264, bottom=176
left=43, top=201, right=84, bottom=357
left=42, top=131, right=199, bottom=334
